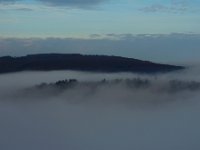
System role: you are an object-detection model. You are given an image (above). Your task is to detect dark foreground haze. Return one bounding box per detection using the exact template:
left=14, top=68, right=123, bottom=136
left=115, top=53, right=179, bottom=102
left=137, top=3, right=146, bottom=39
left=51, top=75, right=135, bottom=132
left=1, top=68, right=200, bottom=150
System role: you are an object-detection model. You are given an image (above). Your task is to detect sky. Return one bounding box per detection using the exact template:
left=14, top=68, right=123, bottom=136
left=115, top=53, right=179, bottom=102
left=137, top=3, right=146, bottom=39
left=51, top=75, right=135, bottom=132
left=0, top=0, right=200, bottom=63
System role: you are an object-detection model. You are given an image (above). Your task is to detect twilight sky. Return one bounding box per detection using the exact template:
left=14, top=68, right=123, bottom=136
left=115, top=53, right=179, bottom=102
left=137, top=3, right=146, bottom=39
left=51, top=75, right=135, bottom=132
left=0, top=0, right=200, bottom=63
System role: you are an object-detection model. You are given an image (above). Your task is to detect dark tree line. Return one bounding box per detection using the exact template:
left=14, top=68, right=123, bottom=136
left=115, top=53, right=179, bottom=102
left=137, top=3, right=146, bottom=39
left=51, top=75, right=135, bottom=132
left=0, top=54, right=184, bottom=73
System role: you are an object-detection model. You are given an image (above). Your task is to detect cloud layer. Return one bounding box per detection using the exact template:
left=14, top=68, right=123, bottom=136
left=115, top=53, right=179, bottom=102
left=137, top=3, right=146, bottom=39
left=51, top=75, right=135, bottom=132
left=0, top=0, right=108, bottom=7
left=0, top=33, right=200, bottom=63
left=39, top=0, right=107, bottom=6
left=140, top=0, right=190, bottom=13
left=0, top=0, right=16, bottom=2
left=1, top=70, right=200, bottom=150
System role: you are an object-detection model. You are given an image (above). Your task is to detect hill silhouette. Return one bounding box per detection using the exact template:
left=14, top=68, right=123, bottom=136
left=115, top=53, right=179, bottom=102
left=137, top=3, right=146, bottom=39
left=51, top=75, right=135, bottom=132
left=0, top=54, right=184, bottom=73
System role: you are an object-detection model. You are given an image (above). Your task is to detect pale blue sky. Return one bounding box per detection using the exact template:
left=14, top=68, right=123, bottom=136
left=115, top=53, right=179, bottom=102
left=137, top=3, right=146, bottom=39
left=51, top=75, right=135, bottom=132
left=0, top=0, right=199, bottom=37
left=0, top=0, right=200, bottom=63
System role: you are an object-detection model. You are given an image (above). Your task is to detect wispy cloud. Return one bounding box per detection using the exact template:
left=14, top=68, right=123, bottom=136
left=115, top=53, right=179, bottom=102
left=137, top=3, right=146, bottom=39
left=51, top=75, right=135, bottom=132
left=0, top=0, right=17, bottom=3
left=38, top=0, right=108, bottom=7
left=0, top=0, right=109, bottom=8
left=139, top=0, right=191, bottom=14
left=0, top=3, right=68, bottom=12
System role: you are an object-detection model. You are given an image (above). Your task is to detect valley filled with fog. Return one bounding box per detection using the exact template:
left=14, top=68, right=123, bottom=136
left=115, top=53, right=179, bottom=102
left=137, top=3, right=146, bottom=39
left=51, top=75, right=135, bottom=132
left=1, top=68, right=200, bottom=150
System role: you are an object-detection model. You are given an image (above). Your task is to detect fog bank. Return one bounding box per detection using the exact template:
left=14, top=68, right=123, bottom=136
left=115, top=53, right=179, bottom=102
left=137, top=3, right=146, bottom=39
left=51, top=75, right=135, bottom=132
left=1, top=69, right=200, bottom=150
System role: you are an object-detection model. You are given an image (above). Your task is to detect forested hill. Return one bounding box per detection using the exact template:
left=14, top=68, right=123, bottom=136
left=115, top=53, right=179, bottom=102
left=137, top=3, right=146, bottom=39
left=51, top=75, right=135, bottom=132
left=0, top=54, right=184, bottom=73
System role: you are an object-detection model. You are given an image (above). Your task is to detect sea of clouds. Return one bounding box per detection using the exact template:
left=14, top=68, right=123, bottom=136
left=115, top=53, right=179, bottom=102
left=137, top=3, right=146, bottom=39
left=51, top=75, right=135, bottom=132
left=1, top=67, right=200, bottom=150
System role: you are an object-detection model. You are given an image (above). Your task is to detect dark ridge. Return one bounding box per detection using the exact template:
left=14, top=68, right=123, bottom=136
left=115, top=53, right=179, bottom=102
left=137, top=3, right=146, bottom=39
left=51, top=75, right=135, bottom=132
left=0, top=53, right=184, bottom=74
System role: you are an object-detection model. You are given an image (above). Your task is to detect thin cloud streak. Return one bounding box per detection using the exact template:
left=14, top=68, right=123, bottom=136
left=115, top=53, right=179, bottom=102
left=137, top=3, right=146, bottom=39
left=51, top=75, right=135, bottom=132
left=139, top=0, right=191, bottom=14
left=0, top=0, right=109, bottom=8
left=0, top=33, right=200, bottom=63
